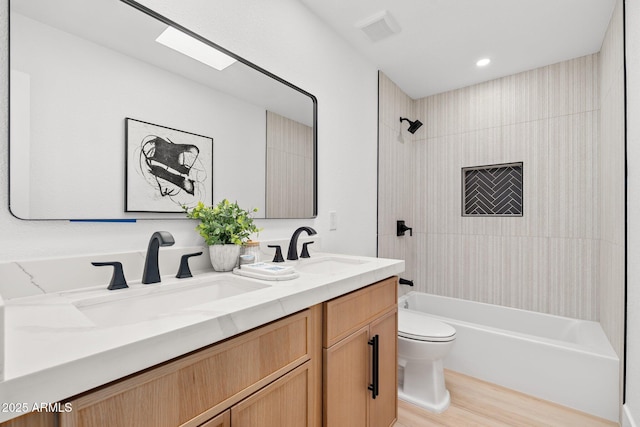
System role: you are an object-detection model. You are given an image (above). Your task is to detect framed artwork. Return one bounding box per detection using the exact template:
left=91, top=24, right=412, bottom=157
left=125, top=118, right=213, bottom=213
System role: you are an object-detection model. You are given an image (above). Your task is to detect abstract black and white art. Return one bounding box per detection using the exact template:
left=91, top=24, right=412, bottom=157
left=462, top=162, right=523, bottom=216
left=125, top=118, right=213, bottom=213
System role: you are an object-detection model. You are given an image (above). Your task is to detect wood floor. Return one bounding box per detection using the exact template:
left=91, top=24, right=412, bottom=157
left=394, top=370, right=619, bottom=427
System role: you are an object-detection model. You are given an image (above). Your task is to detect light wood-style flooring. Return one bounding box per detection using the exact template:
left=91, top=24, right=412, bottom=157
left=394, top=370, right=619, bottom=427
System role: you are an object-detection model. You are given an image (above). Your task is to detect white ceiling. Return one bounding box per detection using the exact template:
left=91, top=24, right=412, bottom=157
left=298, top=0, right=617, bottom=99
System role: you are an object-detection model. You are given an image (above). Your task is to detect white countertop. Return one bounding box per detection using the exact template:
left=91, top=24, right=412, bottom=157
left=0, top=253, right=403, bottom=422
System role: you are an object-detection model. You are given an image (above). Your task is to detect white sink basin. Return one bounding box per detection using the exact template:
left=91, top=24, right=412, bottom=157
left=294, top=256, right=369, bottom=274
left=73, top=276, right=268, bottom=327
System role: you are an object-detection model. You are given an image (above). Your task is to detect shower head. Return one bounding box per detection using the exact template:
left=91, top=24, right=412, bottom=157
left=400, top=117, right=423, bottom=134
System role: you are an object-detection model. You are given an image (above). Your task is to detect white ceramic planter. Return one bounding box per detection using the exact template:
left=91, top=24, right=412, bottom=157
left=209, top=244, right=241, bottom=272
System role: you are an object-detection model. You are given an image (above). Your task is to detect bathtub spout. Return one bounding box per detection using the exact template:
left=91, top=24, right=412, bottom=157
left=399, top=278, right=414, bottom=286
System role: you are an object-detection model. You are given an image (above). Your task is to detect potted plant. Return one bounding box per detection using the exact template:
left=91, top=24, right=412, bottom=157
left=184, top=199, right=261, bottom=271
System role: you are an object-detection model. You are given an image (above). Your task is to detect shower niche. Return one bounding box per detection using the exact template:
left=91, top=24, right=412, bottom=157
left=462, top=162, right=523, bottom=217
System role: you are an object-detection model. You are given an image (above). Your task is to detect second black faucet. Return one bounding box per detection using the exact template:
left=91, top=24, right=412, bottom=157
left=287, top=226, right=317, bottom=261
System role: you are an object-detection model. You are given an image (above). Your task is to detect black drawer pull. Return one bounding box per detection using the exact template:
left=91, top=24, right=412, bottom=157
left=368, top=334, right=379, bottom=399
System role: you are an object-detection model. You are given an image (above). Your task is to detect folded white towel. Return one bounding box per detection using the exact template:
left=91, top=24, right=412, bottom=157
left=240, top=262, right=295, bottom=276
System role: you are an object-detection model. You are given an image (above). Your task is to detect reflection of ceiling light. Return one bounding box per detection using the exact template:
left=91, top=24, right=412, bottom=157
left=476, top=58, right=491, bottom=67
left=156, top=27, right=236, bottom=71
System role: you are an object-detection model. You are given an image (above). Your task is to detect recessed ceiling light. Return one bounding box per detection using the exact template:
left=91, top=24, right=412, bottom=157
left=156, top=27, right=236, bottom=71
left=476, top=58, right=491, bottom=67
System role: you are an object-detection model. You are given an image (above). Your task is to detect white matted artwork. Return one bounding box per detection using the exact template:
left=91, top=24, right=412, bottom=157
left=125, top=118, right=213, bottom=212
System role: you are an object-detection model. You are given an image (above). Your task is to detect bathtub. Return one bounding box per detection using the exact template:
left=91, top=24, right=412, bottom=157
left=399, top=291, right=620, bottom=422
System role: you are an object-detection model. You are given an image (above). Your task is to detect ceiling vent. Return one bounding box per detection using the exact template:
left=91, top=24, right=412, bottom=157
left=356, top=10, right=401, bottom=42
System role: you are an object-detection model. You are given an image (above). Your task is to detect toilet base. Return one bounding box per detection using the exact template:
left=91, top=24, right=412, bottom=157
left=398, top=389, right=450, bottom=414
left=398, top=358, right=451, bottom=414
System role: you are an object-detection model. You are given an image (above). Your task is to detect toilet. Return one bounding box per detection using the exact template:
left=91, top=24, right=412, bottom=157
left=397, top=309, right=457, bottom=413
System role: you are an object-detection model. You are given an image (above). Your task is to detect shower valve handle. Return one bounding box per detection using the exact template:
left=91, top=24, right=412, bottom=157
left=397, top=220, right=413, bottom=237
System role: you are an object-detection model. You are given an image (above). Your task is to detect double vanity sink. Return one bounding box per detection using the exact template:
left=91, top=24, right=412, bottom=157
left=68, top=256, right=369, bottom=327
left=0, top=251, right=404, bottom=423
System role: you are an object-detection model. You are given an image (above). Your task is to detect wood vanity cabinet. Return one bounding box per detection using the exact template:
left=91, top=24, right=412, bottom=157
left=0, top=276, right=399, bottom=427
left=323, top=277, right=398, bottom=427
left=58, top=306, right=323, bottom=427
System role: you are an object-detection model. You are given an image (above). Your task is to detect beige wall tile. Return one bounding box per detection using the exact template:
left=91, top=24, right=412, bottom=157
left=468, top=79, right=503, bottom=132
left=599, top=240, right=625, bottom=356
left=547, top=237, right=599, bottom=320
left=378, top=72, right=417, bottom=285
left=547, top=112, right=599, bottom=239
left=419, top=86, right=472, bottom=139
left=548, top=54, right=599, bottom=117
left=500, top=236, right=550, bottom=312
left=501, top=67, right=549, bottom=125
left=598, top=0, right=625, bottom=366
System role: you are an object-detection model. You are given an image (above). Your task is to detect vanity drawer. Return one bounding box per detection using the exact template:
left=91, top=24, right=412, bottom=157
left=60, top=309, right=314, bottom=427
left=323, top=276, right=397, bottom=347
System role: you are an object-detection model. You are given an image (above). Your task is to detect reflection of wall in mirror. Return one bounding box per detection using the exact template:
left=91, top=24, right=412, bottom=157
left=9, top=70, right=31, bottom=219
left=265, top=111, right=314, bottom=218
left=9, top=13, right=265, bottom=219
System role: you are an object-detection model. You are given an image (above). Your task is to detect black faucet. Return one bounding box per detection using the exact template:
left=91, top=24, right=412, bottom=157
left=287, top=226, right=317, bottom=260
left=142, top=231, right=175, bottom=284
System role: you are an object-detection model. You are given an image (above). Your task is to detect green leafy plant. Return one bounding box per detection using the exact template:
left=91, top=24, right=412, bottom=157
left=184, top=199, right=261, bottom=245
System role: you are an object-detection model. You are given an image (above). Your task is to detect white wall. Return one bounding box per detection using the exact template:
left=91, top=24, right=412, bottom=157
left=0, top=0, right=379, bottom=262
left=625, top=0, right=640, bottom=423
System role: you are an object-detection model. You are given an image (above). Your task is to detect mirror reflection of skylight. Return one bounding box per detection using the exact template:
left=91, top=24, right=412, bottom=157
left=156, top=27, right=237, bottom=71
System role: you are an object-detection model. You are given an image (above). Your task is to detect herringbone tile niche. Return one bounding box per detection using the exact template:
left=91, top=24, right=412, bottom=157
left=462, top=162, right=523, bottom=216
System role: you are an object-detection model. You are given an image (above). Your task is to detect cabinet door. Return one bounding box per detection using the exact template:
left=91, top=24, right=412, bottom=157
left=231, top=362, right=312, bottom=427
left=323, top=327, right=370, bottom=427
left=369, top=309, right=397, bottom=427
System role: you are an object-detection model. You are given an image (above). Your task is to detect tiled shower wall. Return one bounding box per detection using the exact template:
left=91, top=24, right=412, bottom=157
left=416, top=54, right=601, bottom=320
left=378, top=75, right=417, bottom=290
left=599, top=0, right=625, bottom=386
left=265, top=111, right=314, bottom=218
left=378, top=0, right=624, bottom=357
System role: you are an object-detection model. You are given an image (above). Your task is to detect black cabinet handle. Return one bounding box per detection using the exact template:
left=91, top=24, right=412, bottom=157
left=368, top=334, right=379, bottom=399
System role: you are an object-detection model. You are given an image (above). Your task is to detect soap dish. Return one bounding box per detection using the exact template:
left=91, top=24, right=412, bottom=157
left=232, top=267, right=299, bottom=281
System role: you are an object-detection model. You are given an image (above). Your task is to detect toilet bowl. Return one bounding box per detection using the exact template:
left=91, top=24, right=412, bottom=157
left=398, top=309, right=456, bottom=413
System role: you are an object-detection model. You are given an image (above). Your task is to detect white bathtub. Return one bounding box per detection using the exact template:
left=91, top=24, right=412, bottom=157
left=399, top=291, right=620, bottom=422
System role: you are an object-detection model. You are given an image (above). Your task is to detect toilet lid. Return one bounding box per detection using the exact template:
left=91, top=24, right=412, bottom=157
left=398, top=310, right=456, bottom=342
